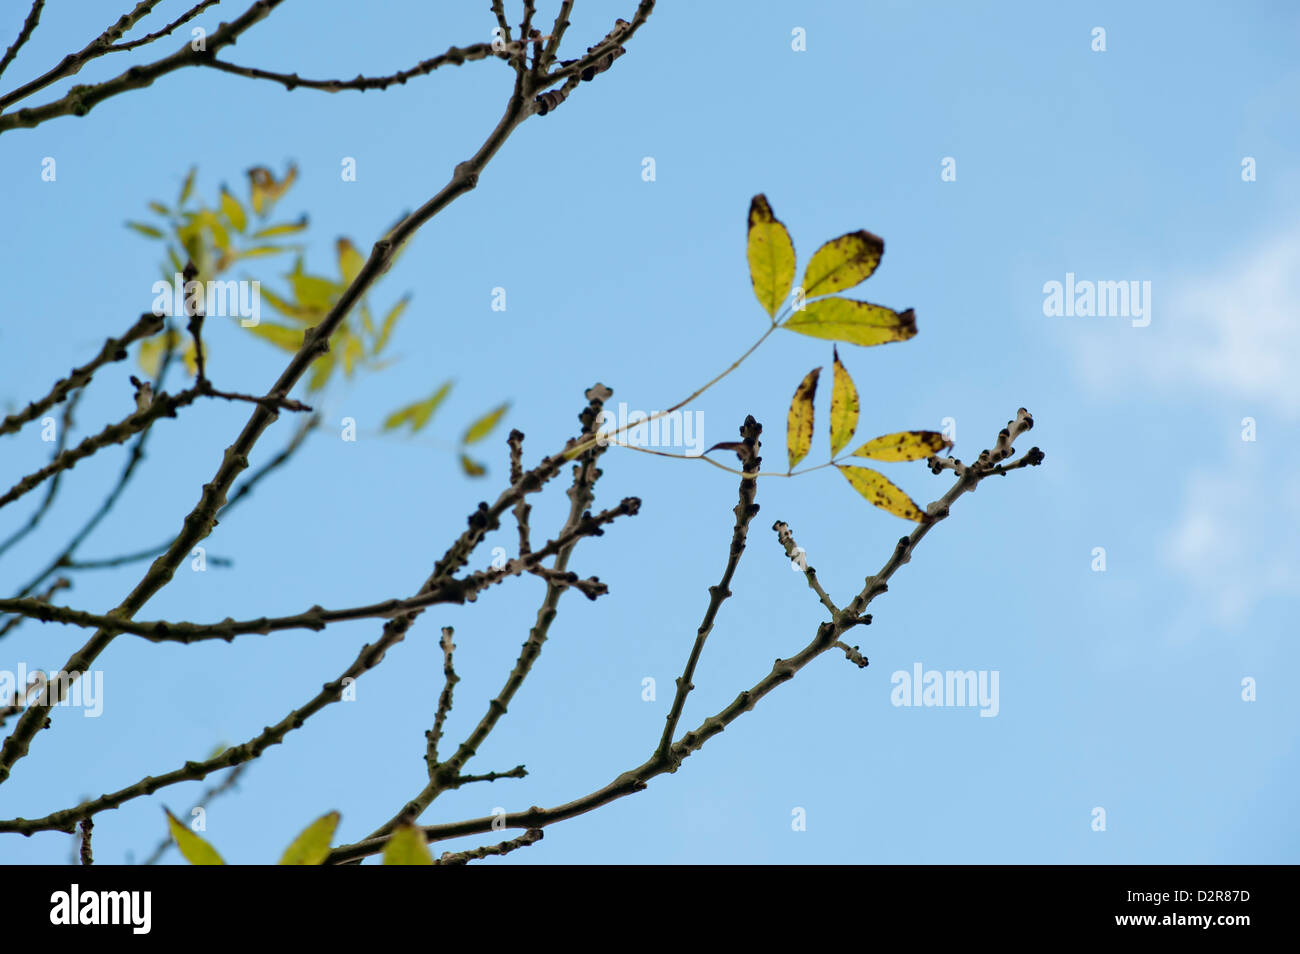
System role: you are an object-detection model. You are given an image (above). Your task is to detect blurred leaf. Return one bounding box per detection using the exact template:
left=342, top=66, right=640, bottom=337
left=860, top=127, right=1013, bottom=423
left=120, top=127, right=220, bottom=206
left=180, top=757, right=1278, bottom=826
left=182, top=338, right=200, bottom=377
left=289, top=259, right=340, bottom=313
left=462, top=403, right=509, bottom=444
left=259, top=286, right=311, bottom=322
left=459, top=454, right=486, bottom=477
left=148, top=200, right=170, bottom=216
left=851, top=430, right=951, bottom=462
left=836, top=464, right=924, bottom=522
left=246, top=322, right=304, bottom=353
left=250, top=216, right=308, bottom=239
left=374, top=296, right=408, bottom=355
left=785, top=299, right=916, bottom=347
left=746, top=194, right=796, bottom=318
left=178, top=167, right=196, bottom=206
left=829, top=346, right=858, bottom=456
left=126, top=221, right=165, bottom=239
left=342, top=334, right=363, bottom=377
left=336, top=238, right=364, bottom=285
left=235, top=245, right=291, bottom=260
left=307, top=349, right=335, bottom=392
left=220, top=186, right=247, bottom=233
left=384, top=381, right=452, bottom=432
left=138, top=331, right=179, bottom=378
left=278, top=812, right=339, bottom=865
left=786, top=366, right=820, bottom=470
left=248, top=164, right=298, bottom=217
left=382, top=824, right=433, bottom=865
left=165, top=809, right=225, bottom=865
left=801, top=230, right=884, bottom=299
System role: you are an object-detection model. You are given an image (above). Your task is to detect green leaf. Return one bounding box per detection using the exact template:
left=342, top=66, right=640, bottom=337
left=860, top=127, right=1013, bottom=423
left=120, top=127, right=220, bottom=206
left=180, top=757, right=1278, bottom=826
left=342, top=333, right=363, bottom=377
left=801, top=230, right=884, bottom=299
left=462, top=403, right=509, bottom=445
left=246, top=322, right=305, bottom=353
left=250, top=216, right=309, bottom=239
left=278, top=812, right=340, bottom=865
left=220, top=186, right=247, bottom=233
left=383, top=824, right=434, bottom=865
left=148, top=201, right=171, bottom=216
left=786, top=366, right=820, bottom=470
left=784, top=298, right=917, bottom=347
left=165, top=809, right=225, bottom=865
left=836, top=464, right=925, bottom=522
left=235, top=245, right=293, bottom=260
left=336, top=238, right=364, bottom=285
left=288, top=259, right=341, bottom=312
left=178, top=167, right=197, bottom=206
left=746, top=194, right=796, bottom=318
left=374, top=296, right=408, bottom=355
left=851, top=430, right=952, bottom=462
left=126, top=221, right=165, bottom=239
left=829, top=346, right=858, bottom=456
left=258, top=286, right=311, bottom=322
left=384, top=381, right=452, bottom=432
left=307, top=350, right=335, bottom=392
left=459, top=454, right=486, bottom=477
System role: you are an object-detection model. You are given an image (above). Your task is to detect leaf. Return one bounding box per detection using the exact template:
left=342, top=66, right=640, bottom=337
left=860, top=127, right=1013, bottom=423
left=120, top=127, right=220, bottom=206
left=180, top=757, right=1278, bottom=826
left=178, top=167, right=197, bottom=206
left=246, top=322, right=305, bottom=353
left=307, top=350, right=335, bottom=392
left=126, top=221, right=165, bottom=239
left=384, top=381, right=452, bottom=432
left=258, top=286, right=311, bottom=322
left=342, top=333, right=363, bottom=376
left=851, top=430, right=952, bottom=462
left=235, top=245, right=293, bottom=260
left=836, top=465, right=925, bottom=522
left=336, top=238, right=364, bottom=285
left=148, top=201, right=170, bottom=216
left=220, top=186, right=247, bottom=233
left=459, top=454, right=486, bottom=477
left=278, top=812, right=340, bottom=865
left=784, top=298, right=917, bottom=347
left=786, top=366, right=820, bottom=470
left=383, top=824, right=433, bottom=865
left=746, top=195, right=796, bottom=318
left=801, top=230, right=884, bottom=299
left=137, top=331, right=178, bottom=377
left=462, top=403, right=509, bottom=445
left=181, top=338, right=200, bottom=377
left=374, top=296, right=408, bottom=355
left=248, top=164, right=298, bottom=217
left=829, top=346, right=858, bottom=456
left=165, top=809, right=225, bottom=865
left=250, top=216, right=309, bottom=239
left=288, top=259, right=340, bottom=313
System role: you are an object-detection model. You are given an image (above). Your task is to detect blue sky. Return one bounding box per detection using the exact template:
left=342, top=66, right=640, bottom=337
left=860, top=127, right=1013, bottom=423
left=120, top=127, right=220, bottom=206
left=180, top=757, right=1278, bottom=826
left=1, top=0, right=1297, bottom=864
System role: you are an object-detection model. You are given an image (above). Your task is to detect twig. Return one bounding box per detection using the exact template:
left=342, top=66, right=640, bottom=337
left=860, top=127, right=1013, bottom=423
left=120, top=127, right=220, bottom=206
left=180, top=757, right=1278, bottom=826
left=435, top=828, right=541, bottom=865
left=656, top=415, right=762, bottom=762
left=107, top=1, right=219, bottom=53
left=0, top=313, right=162, bottom=437
left=425, top=627, right=458, bottom=776
left=0, top=388, right=83, bottom=560
left=140, top=762, right=248, bottom=865
left=78, top=817, right=93, bottom=865
left=0, top=0, right=45, bottom=80
left=200, top=42, right=502, bottom=93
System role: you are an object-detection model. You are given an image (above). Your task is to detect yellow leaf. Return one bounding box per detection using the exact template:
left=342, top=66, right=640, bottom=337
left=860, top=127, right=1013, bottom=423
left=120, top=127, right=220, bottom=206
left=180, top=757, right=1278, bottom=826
left=374, top=296, right=408, bottom=355
left=178, top=167, right=196, bottom=206
left=307, top=350, right=335, bottom=392
left=220, top=186, right=247, bottom=233
left=278, top=812, right=340, bottom=865
left=801, top=230, right=884, bottom=299
left=182, top=338, right=200, bottom=377
left=851, top=430, right=952, bottom=462
left=259, top=286, right=311, bottom=322
left=836, top=464, right=924, bottom=522
left=786, top=366, right=820, bottom=470
left=288, top=260, right=340, bottom=313
left=165, top=809, right=225, bottom=865
left=746, top=194, right=796, bottom=318
left=384, top=381, right=452, bottom=432
left=459, top=454, right=486, bottom=477
left=383, top=824, right=433, bottom=865
left=342, top=334, right=363, bottom=376
left=336, top=238, right=364, bottom=285
left=784, top=298, right=916, bottom=347
left=246, top=322, right=304, bottom=353
left=126, top=221, right=165, bottom=239
left=248, top=164, right=298, bottom=217
left=250, top=216, right=309, bottom=239
left=829, top=346, right=858, bottom=456
left=463, top=403, right=509, bottom=444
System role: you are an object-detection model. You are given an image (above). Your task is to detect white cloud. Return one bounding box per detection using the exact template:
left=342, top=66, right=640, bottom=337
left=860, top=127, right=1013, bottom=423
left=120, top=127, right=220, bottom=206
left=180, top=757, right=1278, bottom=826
left=1163, top=462, right=1300, bottom=626
left=1075, top=231, right=1300, bottom=418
